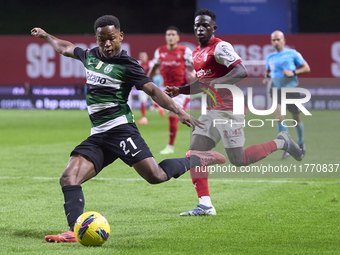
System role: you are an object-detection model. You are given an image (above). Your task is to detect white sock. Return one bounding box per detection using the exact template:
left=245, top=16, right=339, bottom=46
left=274, top=139, right=285, bottom=150
left=199, top=196, right=213, bottom=207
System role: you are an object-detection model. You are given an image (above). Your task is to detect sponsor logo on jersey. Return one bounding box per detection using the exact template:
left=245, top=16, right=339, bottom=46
left=196, top=68, right=212, bottom=77
left=160, top=52, right=168, bottom=58
left=86, top=71, right=106, bottom=84
left=162, top=60, right=181, bottom=66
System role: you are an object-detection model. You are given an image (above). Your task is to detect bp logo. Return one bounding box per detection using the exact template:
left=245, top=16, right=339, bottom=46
left=104, top=64, right=114, bottom=74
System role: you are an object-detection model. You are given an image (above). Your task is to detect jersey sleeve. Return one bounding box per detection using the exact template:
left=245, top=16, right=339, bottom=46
left=153, top=48, right=161, bottom=65
left=73, top=47, right=89, bottom=65
left=293, top=50, right=306, bottom=67
left=214, top=41, right=241, bottom=68
left=148, top=60, right=155, bottom=70
left=125, top=58, right=153, bottom=90
left=184, top=47, right=193, bottom=66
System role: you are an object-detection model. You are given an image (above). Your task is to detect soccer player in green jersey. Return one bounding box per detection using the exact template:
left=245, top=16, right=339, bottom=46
left=31, top=15, right=226, bottom=243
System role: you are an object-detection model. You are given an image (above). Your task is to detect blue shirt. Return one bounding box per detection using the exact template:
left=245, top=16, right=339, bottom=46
left=152, top=74, right=164, bottom=88
left=266, top=48, right=306, bottom=89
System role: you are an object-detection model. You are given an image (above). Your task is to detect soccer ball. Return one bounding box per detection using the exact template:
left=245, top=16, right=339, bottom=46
left=74, top=211, right=110, bottom=246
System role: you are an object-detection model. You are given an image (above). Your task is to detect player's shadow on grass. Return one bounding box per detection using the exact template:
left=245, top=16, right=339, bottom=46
left=6, top=228, right=52, bottom=240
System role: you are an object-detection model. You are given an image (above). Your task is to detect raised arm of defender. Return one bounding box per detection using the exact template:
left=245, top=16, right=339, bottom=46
left=31, top=28, right=77, bottom=58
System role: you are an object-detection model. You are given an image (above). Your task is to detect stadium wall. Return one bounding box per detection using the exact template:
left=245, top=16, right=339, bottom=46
left=1, top=34, right=340, bottom=110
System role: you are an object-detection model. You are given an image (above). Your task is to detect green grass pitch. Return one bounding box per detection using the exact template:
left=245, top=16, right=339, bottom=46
left=0, top=109, right=339, bottom=254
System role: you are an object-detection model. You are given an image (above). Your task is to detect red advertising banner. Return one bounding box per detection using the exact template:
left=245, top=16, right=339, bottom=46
left=1, top=33, right=340, bottom=85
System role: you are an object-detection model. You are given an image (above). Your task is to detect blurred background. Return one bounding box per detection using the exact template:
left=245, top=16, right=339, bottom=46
left=2, top=0, right=340, bottom=34
left=1, top=0, right=340, bottom=111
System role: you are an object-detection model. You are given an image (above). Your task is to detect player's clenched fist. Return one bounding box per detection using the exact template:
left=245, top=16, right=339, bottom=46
left=165, top=86, right=179, bottom=98
left=31, top=27, right=47, bottom=38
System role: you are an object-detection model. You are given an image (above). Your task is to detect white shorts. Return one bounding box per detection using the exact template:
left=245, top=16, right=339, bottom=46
left=192, top=110, right=245, bottom=148
left=172, top=94, right=190, bottom=110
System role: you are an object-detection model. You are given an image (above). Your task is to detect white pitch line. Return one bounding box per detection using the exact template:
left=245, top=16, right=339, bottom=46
left=0, top=176, right=339, bottom=184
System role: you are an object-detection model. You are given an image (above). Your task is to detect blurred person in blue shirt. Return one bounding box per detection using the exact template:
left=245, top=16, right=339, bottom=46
left=264, top=30, right=310, bottom=159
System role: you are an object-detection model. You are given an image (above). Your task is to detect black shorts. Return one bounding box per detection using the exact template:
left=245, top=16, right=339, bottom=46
left=271, top=89, right=301, bottom=114
left=71, top=123, right=153, bottom=174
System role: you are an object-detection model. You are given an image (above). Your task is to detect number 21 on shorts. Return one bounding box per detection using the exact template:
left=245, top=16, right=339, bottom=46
left=120, top=137, right=138, bottom=155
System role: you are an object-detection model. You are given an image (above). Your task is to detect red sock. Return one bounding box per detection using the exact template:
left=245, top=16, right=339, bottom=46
left=183, top=97, right=190, bottom=111
left=243, top=141, right=277, bottom=165
left=190, top=167, right=210, bottom=197
left=141, top=103, right=147, bottom=118
left=169, top=116, right=179, bottom=146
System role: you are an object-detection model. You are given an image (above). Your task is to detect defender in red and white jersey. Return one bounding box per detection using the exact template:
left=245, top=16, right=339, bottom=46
left=153, top=43, right=192, bottom=88
left=192, top=36, right=242, bottom=112
left=166, top=9, right=303, bottom=216
left=148, top=26, right=194, bottom=155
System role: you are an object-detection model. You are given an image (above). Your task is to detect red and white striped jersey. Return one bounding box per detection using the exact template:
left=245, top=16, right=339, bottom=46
left=153, top=45, right=193, bottom=87
left=192, top=37, right=242, bottom=111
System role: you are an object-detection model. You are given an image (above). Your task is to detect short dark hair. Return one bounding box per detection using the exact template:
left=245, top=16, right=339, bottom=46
left=194, top=9, right=217, bottom=23
left=166, top=26, right=180, bottom=35
left=94, top=15, right=120, bottom=33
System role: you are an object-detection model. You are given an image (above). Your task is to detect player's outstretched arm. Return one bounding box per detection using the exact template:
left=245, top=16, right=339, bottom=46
left=31, top=27, right=77, bottom=58
left=165, top=79, right=202, bottom=98
left=164, top=86, right=180, bottom=98
left=142, top=82, right=203, bottom=129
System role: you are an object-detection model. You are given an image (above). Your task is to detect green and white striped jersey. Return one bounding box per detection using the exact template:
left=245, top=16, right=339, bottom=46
left=74, top=47, right=152, bottom=135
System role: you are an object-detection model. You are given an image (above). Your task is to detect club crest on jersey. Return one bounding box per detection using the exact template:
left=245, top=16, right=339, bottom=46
left=104, top=64, right=114, bottom=74
left=204, top=53, right=208, bottom=62
left=177, top=53, right=181, bottom=59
